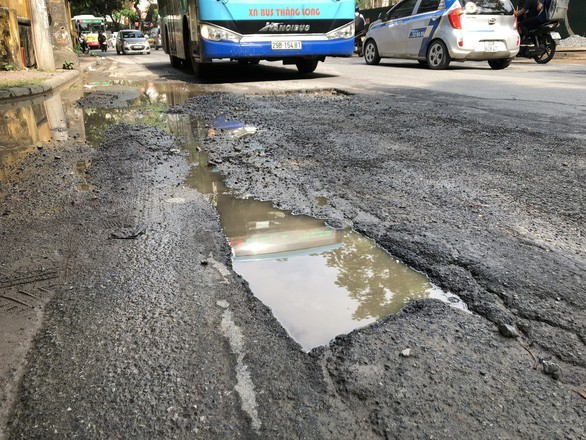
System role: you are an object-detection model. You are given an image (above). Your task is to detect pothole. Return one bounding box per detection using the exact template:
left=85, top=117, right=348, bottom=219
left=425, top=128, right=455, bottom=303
left=177, top=115, right=467, bottom=351
left=1, top=83, right=467, bottom=352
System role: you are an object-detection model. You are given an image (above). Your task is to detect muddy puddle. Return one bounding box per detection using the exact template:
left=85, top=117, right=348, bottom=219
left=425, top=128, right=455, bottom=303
left=1, top=82, right=466, bottom=351
left=172, top=115, right=467, bottom=351
left=0, top=81, right=84, bottom=186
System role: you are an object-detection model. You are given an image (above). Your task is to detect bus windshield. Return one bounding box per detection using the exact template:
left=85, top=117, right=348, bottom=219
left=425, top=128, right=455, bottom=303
left=72, top=16, right=106, bottom=34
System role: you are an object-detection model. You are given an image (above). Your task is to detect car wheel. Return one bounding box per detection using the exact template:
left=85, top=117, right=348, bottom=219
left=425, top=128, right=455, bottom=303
left=427, top=40, right=450, bottom=70
left=488, top=58, right=512, bottom=70
left=534, top=34, right=556, bottom=64
left=364, top=40, right=380, bottom=65
left=295, top=59, right=319, bottom=74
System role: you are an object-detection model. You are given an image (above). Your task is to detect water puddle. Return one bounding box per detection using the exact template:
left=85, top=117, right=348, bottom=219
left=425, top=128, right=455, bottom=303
left=0, top=81, right=201, bottom=193
left=1, top=83, right=466, bottom=351
left=0, top=80, right=85, bottom=187
left=175, top=115, right=466, bottom=351
left=81, top=82, right=202, bottom=146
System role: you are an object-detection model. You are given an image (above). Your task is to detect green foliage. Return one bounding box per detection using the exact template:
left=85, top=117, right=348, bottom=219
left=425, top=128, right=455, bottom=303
left=62, top=60, right=75, bottom=70
left=70, top=0, right=126, bottom=18
left=70, top=0, right=157, bottom=30
left=1, top=63, right=15, bottom=71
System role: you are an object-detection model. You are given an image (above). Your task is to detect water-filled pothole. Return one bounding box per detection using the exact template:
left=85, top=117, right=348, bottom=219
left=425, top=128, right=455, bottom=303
left=175, top=115, right=466, bottom=351
left=1, top=83, right=466, bottom=351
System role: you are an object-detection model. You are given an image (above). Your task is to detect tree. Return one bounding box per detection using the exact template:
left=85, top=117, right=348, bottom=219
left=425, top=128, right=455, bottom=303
left=70, top=0, right=126, bottom=19
left=110, top=8, right=139, bottom=30
left=70, top=0, right=144, bottom=30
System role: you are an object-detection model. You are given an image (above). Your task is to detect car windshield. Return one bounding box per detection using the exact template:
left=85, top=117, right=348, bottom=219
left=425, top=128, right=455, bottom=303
left=461, top=0, right=514, bottom=14
left=122, top=31, right=143, bottom=38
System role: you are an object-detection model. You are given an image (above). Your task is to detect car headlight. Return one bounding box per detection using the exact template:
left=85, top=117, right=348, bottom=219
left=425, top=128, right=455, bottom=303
left=326, top=22, right=355, bottom=40
left=200, top=24, right=242, bottom=43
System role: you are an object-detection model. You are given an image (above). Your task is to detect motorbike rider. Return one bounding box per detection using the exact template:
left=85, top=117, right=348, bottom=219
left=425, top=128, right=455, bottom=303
left=515, top=0, right=551, bottom=35
left=98, top=31, right=107, bottom=52
left=79, top=33, right=88, bottom=53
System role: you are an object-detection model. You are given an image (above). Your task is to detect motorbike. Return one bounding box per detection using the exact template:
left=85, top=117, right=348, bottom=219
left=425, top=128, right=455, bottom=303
left=517, top=20, right=561, bottom=64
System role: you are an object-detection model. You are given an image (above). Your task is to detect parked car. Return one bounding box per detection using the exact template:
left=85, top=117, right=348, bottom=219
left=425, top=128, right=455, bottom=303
left=116, top=30, right=150, bottom=55
left=147, top=27, right=162, bottom=50
left=363, top=0, right=519, bottom=70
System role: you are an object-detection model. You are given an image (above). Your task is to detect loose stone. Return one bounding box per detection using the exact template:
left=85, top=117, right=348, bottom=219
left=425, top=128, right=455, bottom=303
left=498, top=323, right=519, bottom=338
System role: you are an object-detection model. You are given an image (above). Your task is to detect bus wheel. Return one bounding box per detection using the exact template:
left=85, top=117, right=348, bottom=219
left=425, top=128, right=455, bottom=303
left=170, top=55, right=182, bottom=68
left=295, top=59, right=318, bottom=74
left=193, top=61, right=211, bottom=78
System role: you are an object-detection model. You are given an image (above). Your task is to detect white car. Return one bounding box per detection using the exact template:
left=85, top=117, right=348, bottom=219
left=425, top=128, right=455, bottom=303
left=363, top=0, right=520, bottom=69
left=116, top=30, right=150, bottom=55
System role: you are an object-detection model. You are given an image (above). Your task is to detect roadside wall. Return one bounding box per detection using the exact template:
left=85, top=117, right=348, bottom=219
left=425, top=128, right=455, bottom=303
left=3, top=0, right=29, bottom=18
left=0, top=0, right=75, bottom=71
left=0, top=6, right=21, bottom=70
left=47, top=0, right=77, bottom=69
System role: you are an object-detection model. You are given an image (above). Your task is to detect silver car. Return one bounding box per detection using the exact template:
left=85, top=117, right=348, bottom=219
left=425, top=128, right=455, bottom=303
left=364, top=0, right=519, bottom=70
left=116, top=30, right=151, bottom=55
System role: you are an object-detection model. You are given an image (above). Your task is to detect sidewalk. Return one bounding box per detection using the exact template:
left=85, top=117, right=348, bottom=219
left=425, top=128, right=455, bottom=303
left=0, top=69, right=80, bottom=100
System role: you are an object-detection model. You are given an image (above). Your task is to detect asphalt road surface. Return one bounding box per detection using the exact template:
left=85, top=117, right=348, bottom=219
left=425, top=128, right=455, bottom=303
left=1, top=50, right=584, bottom=439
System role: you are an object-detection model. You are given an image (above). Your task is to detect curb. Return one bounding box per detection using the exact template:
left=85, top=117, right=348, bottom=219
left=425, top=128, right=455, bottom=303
left=0, top=69, right=80, bottom=101
left=556, top=46, right=586, bottom=52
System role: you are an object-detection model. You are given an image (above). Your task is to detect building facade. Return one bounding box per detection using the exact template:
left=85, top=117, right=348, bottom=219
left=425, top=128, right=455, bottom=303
left=0, top=0, right=76, bottom=71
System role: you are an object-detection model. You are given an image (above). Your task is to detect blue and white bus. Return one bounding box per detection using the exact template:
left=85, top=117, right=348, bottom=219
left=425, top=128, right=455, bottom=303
left=158, top=0, right=355, bottom=75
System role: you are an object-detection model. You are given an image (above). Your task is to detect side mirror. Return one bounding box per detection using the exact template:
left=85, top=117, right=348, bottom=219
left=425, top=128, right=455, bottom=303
left=378, top=12, right=385, bottom=20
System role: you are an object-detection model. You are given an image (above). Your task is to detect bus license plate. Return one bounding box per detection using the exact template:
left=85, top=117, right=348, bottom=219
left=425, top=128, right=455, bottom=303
left=271, top=41, right=302, bottom=50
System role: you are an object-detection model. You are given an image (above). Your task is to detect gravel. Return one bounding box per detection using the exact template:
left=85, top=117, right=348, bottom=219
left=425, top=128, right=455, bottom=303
left=559, top=35, right=586, bottom=47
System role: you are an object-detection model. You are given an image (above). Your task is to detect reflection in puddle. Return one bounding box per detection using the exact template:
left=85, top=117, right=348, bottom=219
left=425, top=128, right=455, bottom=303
left=175, top=115, right=466, bottom=351
left=0, top=80, right=85, bottom=187
left=0, top=80, right=202, bottom=191
left=82, top=82, right=202, bottom=146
